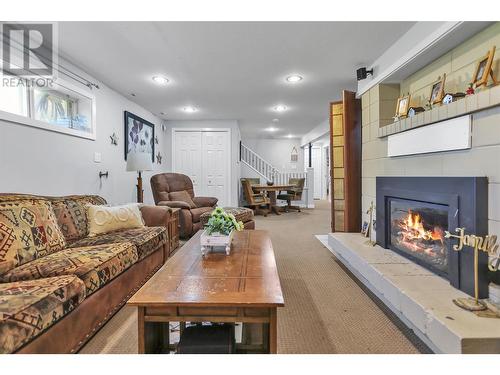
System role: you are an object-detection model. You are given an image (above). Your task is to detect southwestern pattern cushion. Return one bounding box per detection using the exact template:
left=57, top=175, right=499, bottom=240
left=0, top=197, right=67, bottom=276
left=200, top=207, right=254, bottom=226
left=68, top=226, right=167, bottom=260
left=0, top=275, right=85, bottom=353
left=1, top=242, right=138, bottom=296
left=49, top=195, right=107, bottom=242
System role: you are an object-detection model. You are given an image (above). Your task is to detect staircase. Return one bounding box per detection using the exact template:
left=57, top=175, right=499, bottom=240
left=240, top=142, right=308, bottom=185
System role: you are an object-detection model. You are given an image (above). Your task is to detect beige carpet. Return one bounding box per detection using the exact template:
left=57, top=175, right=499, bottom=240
left=81, top=200, right=426, bottom=354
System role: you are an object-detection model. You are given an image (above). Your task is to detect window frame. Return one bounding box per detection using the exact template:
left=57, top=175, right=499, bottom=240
left=0, top=77, right=96, bottom=140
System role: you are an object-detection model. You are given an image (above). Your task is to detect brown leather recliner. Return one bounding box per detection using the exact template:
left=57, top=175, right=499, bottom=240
left=151, top=173, right=218, bottom=238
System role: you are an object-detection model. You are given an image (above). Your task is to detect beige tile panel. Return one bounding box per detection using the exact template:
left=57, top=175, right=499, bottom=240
left=333, top=199, right=345, bottom=211
left=369, top=85, right=379, bottom=104
left=380, top=99, right=397, bottom=121
left=369, top=100, right=379, bottom=123
left=441, top=145, right=500, bottom=183
left=472, top=106, right=500, bottom=147
left=362, top=125, right=369, bottom=144
left=403, top=53, right=452, bottom=94
left=361, top=91, right=370, bottom=109
left=489, top=183, right=500, bottom=221
left=379, top=84, right=400, bottom=101
left=451, top=23, right=500, bottom=71
left=362, top=106, right=370, bottom=126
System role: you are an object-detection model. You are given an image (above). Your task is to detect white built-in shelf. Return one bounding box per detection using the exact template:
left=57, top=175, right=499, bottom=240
left=379, top=84, right=500, bottom=138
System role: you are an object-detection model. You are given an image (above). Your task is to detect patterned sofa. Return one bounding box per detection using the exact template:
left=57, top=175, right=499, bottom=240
left=0, top=194, right=170, bottom=354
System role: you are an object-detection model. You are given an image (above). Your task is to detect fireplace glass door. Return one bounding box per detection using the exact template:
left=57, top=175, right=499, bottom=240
left=388, top=198, right=449, bottom=276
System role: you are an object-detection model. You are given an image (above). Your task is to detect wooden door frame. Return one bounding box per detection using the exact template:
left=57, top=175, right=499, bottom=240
left=171, top=128, right=232, bottom=206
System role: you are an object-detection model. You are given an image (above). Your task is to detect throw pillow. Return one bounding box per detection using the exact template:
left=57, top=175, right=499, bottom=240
left=50, top=195, right=108, bottom=241
left=168, top=190, right=197, bottom=208
left=0, top=197, right=67, bottom=275
left=87, top=203, right=145, bottom=237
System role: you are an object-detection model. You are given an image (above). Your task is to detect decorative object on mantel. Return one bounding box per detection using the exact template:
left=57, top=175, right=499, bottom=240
left=445, top=227, right=500, bottom=312
left=407, top=106, right=425, bottom=117
left=442, top=92, right=466, bottom=105
left=290, top=146, right=298, bottom=162
left=430, top=73, right=446, bottom=105
left=156, top=151, right=162, bottom=164
left=200, top=207, right=244, bottom=256
left=363, top=201, right=376, bottom=246
left=394, top=94, right=410, bottom=120
left=110, top=132, right=119, bottom=146
left=466, top=83, right=475, bottom=96
left=471, top=46, right=498, bottom=89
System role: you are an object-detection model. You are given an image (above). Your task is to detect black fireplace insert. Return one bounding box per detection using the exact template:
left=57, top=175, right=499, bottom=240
left=376, top=177, right=489, bottom=298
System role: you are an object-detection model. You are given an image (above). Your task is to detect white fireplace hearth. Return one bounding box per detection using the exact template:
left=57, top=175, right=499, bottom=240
left=319, top=233, right=500, bottom=354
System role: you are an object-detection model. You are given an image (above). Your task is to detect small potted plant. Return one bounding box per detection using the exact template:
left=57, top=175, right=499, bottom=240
left=200, top=207, right=244, bottom=256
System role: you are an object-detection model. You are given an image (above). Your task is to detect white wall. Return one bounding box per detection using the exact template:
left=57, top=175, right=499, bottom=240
left=164, top=120, right=241, bottom=207
left=241, top=138, right=304, bottom=174
left=0, top=59, right=167, bottom=205
left=300, top=118, right=329, bottom=147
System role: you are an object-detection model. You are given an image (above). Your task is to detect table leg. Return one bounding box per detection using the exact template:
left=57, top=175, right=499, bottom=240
left=138, top=307, right=145, bottom=354
left=268, top=191, right=281, bottom=215
left=138, top=307, right=168, bottom=354
left=269, top=307, right=277, bottom=354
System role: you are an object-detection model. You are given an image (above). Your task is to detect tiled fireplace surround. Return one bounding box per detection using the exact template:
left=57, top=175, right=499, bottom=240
left=325, top=84, right=500, bottom=353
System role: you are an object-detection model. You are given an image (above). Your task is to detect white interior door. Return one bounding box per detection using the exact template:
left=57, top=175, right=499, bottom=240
left=173, top=131, right=202, bottom=195
left=202, top=131, right=229, bottom=206
left=311, top=146, right=322, bottom=199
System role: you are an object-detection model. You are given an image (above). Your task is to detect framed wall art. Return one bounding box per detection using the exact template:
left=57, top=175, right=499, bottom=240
left=124, top=111, right=155, bottom=161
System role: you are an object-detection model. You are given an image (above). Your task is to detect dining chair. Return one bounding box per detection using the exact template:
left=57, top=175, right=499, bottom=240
left=277, top=178, right=305, bottom=212
left=241, top=179, right=270, bottom=217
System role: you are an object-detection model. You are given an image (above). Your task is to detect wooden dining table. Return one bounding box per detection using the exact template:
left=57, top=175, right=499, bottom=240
left=252, top=184, right=293, bottom=215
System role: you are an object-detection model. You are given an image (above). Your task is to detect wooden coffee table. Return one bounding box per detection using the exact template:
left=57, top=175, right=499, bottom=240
left=127, top=230, right=284, bottom=354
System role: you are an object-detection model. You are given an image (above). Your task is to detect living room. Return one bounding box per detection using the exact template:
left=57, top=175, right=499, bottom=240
left=1, top=1, right=500, bottom=373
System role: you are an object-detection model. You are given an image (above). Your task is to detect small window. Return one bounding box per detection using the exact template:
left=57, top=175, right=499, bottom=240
left=0, top=81, right=28, bottom=116
left=0, top=78, right=95, bottom=140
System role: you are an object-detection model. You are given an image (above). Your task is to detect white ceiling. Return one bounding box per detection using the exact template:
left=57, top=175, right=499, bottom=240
left=58, top=22, right=415, bottom=138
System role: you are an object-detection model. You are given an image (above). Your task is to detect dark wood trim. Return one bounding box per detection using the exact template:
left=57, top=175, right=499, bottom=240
left=343, top=90, right=362, bottom=232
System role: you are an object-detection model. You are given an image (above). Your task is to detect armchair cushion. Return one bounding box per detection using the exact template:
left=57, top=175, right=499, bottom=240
left=192, top=196, right=218, bottom=208
left=139, top=205, right=170, bottom=228
left=190, top=207, right=214, bottom=223
left=157, top=200, right=191, bottom=209
left=168, top=191, right=196, bottom=209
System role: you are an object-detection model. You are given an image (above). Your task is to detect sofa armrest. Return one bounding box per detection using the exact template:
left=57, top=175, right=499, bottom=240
left=140, top=205, right=170, bottom=227
left=157, top=200, right=191, bottom=209
left=192, top=196, right=218, bottom=207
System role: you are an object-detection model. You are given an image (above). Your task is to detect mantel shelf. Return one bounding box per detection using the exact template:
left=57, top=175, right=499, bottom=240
left=378, top=84, right=500, bottom=138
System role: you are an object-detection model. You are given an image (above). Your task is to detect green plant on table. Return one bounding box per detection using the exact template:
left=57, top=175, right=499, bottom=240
left=205, top=207, right=244, bottom=235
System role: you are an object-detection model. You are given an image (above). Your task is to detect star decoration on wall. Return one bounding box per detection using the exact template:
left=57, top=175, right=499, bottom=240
left=110, top=132, right=119, bottom=146
left=156, top=151, right=162, bottom=164
left=154, top=136, right=159, bottom=145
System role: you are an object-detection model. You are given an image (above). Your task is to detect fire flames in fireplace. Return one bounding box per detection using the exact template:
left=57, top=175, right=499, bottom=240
left=395, top=210, right=445, bottom=257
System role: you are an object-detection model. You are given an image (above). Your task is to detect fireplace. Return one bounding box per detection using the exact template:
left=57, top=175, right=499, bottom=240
left=389, top=199, right=448, bottom=277
left=376, top=177, right=490, bottom=298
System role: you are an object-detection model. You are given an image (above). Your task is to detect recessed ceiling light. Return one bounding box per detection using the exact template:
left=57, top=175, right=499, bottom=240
left=152, top=76, right=169, bottom=85
left=286, top=74, right=303, bottom=83
left=274, top=105, right=287, bottom=112
left=286, top=134, right=294, bottom=138
left=183, top=106, right=197, bottom=113
left=266, top=127, right=278, bottom=132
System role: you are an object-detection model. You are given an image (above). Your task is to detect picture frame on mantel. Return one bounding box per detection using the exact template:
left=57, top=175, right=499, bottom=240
left=472, top=46, right=498, bottom=88
left=395, top=94, right=410, bottom=118
left=430, top=73, right=446, bottom=105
